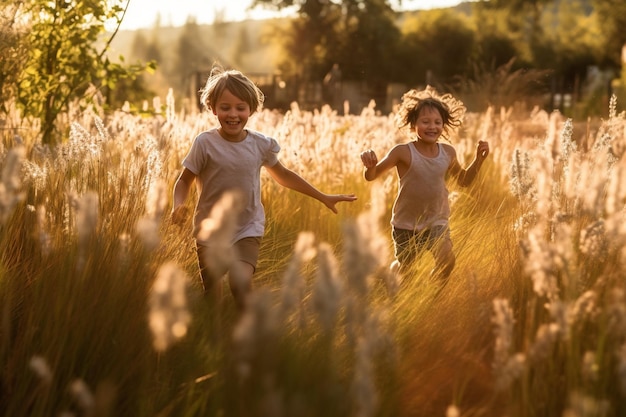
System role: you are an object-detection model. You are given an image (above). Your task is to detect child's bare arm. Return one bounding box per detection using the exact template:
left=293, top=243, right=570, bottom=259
left=265, top=161, right=356, bottom=213
left=171, top=168, right=196, bottom=225
left=360, top=146, right=401, bottom=181
left=455, top=140, right=490, bottom=186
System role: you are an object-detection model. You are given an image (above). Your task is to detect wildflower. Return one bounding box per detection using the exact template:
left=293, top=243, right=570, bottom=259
left=135, top=217, right=160, bottom=251
left=581, top=351, right=598, bottom=384
left=492, top=298, right=525, bottom=390
left=94, top=116, right=109, bottom=141
left=559, top=118, right=576, bottom=164
left=281, top=231, right=316, bottom=314
left=617, top=343, right=626, bottom=396
left=446, top=405, right=461, bottom=417
left=312, top=242, right=343, bottom=332
left=495, top=353, right=526, bottom=392
left=75, top=191, right=99, bottom=248
left=579, top=221, right=606, bottom=258
left=569, top=291, right=598, bottom=327
left=29, top=355, right=53, bottom=385
left=522, top=229, right=560, bottom=299
left=492, top=298, right=515, bottom=369
left=68, top=379, right=94, bottom=415
left=232, top=289, right=277, bottom=380
left=352, top=337, right=379, bottom=417
left=528, top=323, right=559, bottom=363
left=136, top=180, right=168, bottom=251
left=547, top=299, right=570, bottom=342
left=197, top=191, right=243, bottom=281
left=606, top=288, right=626, bottom=336
left=0, top=145, right=26, bottom=224
left=166, top=88, right=176, bottom=124
left=36, top=205, right=52, bottom=256
left=562, top=391, right=610, bottom=417
left=149, top=262, right=191, bottom=352
left=509, top=148, right=534, bottom=201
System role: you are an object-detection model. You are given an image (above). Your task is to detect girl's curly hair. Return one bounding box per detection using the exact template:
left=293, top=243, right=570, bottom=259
left=394, top=85, right=466, bottom=138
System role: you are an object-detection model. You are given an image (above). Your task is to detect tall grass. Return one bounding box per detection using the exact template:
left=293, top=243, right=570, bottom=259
left=1, top=94, right=625, bottom=416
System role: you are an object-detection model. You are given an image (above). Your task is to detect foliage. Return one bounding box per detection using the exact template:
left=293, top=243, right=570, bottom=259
left=331, top=0, right=402, bottom=83
left=0, top=6, right=28, bottom=111
left=591, top=0, right=626, bottom=67
left=256, top=0, right=343, bottom=80
left=0, top=0, right=154, bottom=144
left=172, top=18, right=215, bottom=94
left=399, top=9, right=475, bottom=86
left=253, top=0, right=402, bottom=84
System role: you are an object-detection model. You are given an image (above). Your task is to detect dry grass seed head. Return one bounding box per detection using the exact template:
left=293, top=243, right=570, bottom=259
left=0, top=145, right=25, bottom=224
left=149, top=262, right=191, bottom=352
left=197, top=190, right=244, bottom=275
left=313, top=242, right=343, bottom=332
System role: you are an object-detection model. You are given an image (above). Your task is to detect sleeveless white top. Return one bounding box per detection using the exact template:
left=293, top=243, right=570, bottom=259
left=390, top=142, right=451, bottom=231
left=182, top=128, right=280, bottom=245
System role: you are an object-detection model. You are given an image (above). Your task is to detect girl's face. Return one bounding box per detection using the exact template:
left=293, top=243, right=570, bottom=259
left=413, top=106, right=443, bottom=144
left=213, top=88, right=251, bottom=142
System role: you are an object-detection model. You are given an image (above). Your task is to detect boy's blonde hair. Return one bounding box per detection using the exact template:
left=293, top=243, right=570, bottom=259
left=199, top=66, right=265, bottom=114
left=395, top=85, right=465, bottom=136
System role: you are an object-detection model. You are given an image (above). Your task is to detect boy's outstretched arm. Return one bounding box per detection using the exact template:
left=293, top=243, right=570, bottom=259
left=265, top=161, right=357, bottom=214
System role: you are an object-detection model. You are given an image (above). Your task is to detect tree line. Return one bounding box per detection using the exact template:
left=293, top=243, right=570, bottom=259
left=251, top=0, right=625, bottom=111
left=1, top=0, right=625, bottom=144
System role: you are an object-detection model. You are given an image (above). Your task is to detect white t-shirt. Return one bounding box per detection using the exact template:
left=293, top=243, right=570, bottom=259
left=182, top=128, right=280, bottom=245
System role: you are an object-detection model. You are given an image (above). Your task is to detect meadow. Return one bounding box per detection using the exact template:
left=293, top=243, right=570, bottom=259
left=1, top=92, right=626, bottom=417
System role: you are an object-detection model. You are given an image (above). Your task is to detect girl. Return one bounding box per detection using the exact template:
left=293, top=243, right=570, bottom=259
left=360, top=86, right=489, bottom=282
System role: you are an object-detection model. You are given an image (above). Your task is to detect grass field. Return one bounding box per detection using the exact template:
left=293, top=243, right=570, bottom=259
left=1, top=95, right=626, bottom=416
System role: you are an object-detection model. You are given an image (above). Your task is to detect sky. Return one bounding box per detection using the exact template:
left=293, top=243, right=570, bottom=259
left=119, top=0, right=465, bottom=30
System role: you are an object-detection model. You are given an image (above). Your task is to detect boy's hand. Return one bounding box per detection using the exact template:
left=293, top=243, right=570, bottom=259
left=360, top=149, right=378, bottom=169
left=476, top=141, right=490, bottom=159
left=171, top=206, right=190, bottom=226
left=324, top=194, right=357, bottom=214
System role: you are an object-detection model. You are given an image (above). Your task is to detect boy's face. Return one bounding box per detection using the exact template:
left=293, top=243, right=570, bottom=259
left=213, top=88, right=251, bottom=142
left=413, top=106, right=443, bottom=143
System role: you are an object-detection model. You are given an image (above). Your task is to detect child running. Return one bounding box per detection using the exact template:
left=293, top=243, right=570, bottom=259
left=172, top=67, right=356, bottom=310
left=360, top=86, right=489, bottom=283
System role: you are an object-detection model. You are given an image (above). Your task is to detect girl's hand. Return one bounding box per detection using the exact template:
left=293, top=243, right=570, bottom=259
left=360, top=149, right=378, bottom=169
left=476, top=141, right=490, bottom=159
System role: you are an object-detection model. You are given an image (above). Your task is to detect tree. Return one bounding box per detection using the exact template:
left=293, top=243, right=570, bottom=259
left=475, top=0, right=553, bottom=64
left=400, top=9, right=475, bottom=85
left=252, top=0, right=401, bottom=85
left=255, top=0, right=342, bottom=81
left=173, top=18, right=214, bottom=97
left=471, top=6, right=522, bottom=69
left=539, top=0, right=598, bottom=97
left=335, top=0, right=402, bottom=84
left=592, top=0, right=626, bottom=68
left=0, top=5, right=28, bottom=111
left=3, top=0, right=153, bottom=144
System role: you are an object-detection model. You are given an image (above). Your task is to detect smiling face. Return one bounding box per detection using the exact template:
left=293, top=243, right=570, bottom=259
left=213, top=88, right=252, bottom=142
left=413, top=106, right=444, bottom=144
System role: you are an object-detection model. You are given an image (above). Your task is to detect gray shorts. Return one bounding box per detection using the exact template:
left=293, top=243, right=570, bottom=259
left=197, top=236, right=262, bottom=271
left=392, top=226, right=451, bottom=266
